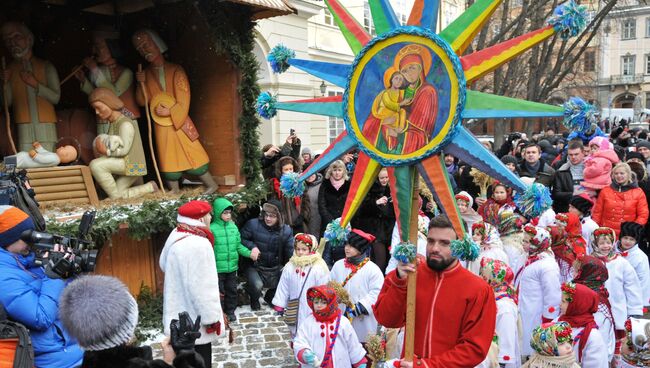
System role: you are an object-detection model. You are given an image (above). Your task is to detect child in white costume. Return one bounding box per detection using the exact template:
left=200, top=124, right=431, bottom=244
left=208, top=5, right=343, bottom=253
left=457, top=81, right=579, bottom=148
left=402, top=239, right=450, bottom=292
left=479, top=257, right=520, bottom=368
left=273, top=233, right=330, bottom=337
left=617, top=222, right=650, bottom=307
left=557, top=282, right=608, bottom=368
left=330, top=229, right=384, bottom=344
left=591, top=227, right=644, bottom=358
left=572, top=255, right=616, bottom=361
left=521, top=322, right=580, bottom=368
left=468, top=222, right=509, bottom=275
left=515, top=224, right=562, bottom=358
left=456, top=191, right=483, bottom=232
left=294, top=285, right=368, bottom=367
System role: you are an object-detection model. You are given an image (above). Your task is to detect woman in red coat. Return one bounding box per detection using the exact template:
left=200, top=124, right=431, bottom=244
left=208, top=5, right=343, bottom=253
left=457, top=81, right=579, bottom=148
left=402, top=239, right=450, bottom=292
left=592, top=162, right=649, bottom=236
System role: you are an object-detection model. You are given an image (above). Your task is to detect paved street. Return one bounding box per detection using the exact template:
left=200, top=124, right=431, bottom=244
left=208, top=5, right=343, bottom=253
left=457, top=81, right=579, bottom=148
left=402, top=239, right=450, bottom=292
left=152, top=304, right=297, bottom=367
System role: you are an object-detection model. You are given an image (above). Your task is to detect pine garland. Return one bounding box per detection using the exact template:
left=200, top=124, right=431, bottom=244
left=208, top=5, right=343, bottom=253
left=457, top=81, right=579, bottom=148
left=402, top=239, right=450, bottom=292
left=45, top=180, right=268, bottom=247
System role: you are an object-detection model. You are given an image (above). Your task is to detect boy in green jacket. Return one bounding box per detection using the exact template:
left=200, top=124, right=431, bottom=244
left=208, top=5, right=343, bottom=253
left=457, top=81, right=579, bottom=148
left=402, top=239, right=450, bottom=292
left=211, top=198, right=259, bottom=322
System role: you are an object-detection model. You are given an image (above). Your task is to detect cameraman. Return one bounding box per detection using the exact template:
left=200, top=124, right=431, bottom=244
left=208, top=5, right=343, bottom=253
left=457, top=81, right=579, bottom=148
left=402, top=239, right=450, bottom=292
left=0, top=205, right=84, bottom=368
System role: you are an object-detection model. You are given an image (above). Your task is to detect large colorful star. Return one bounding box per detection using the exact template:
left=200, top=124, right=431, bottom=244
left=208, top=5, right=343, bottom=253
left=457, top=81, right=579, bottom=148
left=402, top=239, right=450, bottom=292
left=257, top=0, right=588, bottom=248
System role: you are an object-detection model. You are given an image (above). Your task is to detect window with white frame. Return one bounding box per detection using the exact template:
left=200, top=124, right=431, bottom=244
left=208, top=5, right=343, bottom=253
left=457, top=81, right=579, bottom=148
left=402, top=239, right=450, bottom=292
left=392, top=0, right=408, bottom=25
left=622, top=55, right=636, bottom=76
left=363, top=1, right=375, bottom=35
left=645, top=55, right=650, bottom=74
left=622, top=18, right=636, bottom=40
left=328, top=91, right=344, bottom=143
left=646, top=18, right=650, bottom=37
left=324, top=8, right=334, bottom=26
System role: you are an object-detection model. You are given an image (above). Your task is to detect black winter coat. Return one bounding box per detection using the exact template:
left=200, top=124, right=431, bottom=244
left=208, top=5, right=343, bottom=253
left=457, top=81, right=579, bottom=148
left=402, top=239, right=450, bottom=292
left=552, top=162, right=576, bottom=213
left=240, top=218, right=294, bottom=268
left=352, top=181, right=395, bottom=245
left=318, top=178, right=351, bottom=235
left=518, top=161, right=555, bottom=187
left=81, top=345, right=204, bottom=368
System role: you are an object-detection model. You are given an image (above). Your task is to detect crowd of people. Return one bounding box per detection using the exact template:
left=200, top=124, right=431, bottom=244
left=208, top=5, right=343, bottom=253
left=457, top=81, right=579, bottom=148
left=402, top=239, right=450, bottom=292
left=1, top=126, right=650, bottom=368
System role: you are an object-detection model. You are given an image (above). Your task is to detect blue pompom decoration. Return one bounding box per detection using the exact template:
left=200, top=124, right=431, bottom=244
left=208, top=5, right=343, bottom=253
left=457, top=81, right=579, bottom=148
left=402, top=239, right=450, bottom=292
left=324, top=218, right=351, bottom=247
left=514, top=182, right=553, bottom=219
left=563, top=97, right=596, bottom=133
left=547, top=0, right=588, bottom=39
left=280, top=172, right=305, bottom=198
left=256, top=92, right=277, bottom=119
left=267, top=44, right=295, bottom=73
left=451, top=234, right=480, bottom=262
left=394, top=242, right=417, bottom=264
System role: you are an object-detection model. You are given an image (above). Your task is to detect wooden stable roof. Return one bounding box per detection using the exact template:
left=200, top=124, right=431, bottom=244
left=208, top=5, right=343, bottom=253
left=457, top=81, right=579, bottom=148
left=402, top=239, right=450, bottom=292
left=44, top=0, right=295, bottom=19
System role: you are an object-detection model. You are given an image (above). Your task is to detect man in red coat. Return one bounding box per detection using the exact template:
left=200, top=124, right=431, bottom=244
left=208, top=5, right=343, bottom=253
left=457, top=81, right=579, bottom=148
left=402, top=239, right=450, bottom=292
left=373, top=215, right=497, bottom=367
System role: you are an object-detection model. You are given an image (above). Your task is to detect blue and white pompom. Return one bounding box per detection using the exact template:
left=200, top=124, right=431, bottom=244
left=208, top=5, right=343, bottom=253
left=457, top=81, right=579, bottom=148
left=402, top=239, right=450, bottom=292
left=324, top=218, right=351, bottom=247
left=394, top=242, right=417, bottom=264
left=280, top=172, right=305, bottom=198
left=267, top=44, right=295, bottom=73
left=563, top=97, right=596, bottom=133
left=514, top=182, right=553, bottom=218
left=547, top=0, right=588, bottom=39
left=451, top=234, right=480, bottom=262
left=256, top=92, right=277, bottom=119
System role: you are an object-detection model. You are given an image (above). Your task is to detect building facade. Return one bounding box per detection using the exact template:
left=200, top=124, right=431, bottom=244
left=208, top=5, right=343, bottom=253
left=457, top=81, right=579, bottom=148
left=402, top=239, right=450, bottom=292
left=598, top=2, right=650, bottom=121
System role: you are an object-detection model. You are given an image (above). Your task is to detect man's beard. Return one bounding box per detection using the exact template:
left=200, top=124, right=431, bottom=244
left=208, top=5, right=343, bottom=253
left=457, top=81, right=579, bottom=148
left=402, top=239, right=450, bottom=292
left=11, top=46, right=28, bottom=58
left=427, top=255, right=455, bottom=271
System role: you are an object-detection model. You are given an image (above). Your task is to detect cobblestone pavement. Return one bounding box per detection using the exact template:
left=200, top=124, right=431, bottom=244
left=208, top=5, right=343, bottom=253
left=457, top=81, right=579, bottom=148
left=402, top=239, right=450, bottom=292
left=152, top=304, right=298, bottom=368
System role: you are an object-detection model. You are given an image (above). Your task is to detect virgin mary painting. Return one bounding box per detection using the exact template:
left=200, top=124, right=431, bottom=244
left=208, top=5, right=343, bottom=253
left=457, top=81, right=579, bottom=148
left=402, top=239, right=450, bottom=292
left=361, top=44, right=439, bottom=155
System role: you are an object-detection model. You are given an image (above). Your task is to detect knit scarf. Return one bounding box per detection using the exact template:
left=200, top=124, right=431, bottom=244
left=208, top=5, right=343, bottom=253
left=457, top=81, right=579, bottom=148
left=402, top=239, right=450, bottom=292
left=288, top=253, right=329, bottom=274
left=521, top=353, right=580, bottom=368
left=523, top=160, right=542, bottom=177
left=176, top=222, right=214, bottom=244
left=558, top=284, right=599, bottom=362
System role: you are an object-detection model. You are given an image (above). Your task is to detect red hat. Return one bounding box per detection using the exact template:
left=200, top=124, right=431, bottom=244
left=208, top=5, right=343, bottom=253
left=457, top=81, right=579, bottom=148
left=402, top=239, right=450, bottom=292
left=178, top=200, right=212, bottom=220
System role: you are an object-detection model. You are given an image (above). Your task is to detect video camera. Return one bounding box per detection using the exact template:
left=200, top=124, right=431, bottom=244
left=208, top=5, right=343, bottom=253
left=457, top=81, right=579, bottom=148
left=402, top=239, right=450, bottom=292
left=20, top=210, right=98, bottom=278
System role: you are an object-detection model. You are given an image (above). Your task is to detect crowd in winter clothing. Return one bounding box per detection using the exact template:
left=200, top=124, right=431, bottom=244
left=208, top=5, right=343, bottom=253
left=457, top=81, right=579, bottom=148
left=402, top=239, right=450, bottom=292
left=2, top=127, right=650, bottom=368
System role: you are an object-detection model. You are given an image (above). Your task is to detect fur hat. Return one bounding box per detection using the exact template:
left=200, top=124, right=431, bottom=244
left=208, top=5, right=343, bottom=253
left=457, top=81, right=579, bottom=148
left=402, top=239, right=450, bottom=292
left=178, top=200, right=212, bottom=220
left=500, top=155, right=518, bottom=166
left=620, top=222, right=644, bottom=243
left=346, top=229, right=375, bottom=254
left=0, top=206, right=34, bottom=248
left=569, top=194, right=594, bottom=216
left=262, top=199, right=284, bottom=226
left=59, top=275, right=138, bottom=351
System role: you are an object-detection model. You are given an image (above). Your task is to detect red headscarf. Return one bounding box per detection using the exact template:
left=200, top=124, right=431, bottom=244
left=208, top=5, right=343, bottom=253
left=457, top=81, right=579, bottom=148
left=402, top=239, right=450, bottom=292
left=558, top=282, right=599, bottom=362
left=550, top=213, right=586, bottom=266
left=306, top=285, right=341, bottom=324
left=572, top=255, right=614, bottom=328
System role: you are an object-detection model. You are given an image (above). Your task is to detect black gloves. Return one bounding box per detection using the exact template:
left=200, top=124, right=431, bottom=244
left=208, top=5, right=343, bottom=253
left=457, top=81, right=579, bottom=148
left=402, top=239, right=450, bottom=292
left=170, top=312, right=201, bottom=353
